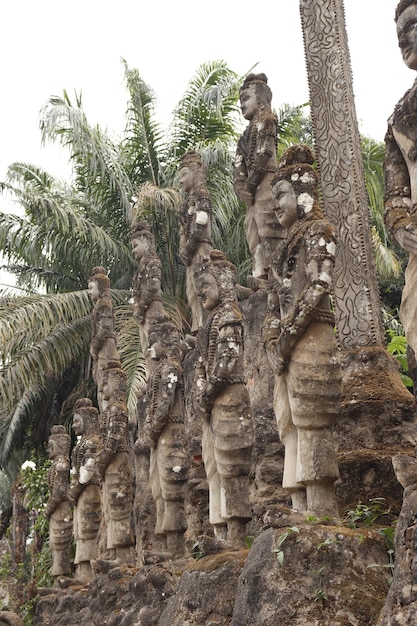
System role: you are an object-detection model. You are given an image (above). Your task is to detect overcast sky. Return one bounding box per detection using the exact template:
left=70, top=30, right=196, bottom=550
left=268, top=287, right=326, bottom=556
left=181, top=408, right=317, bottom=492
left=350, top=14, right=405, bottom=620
left=0, top=0, right=412, bottom=185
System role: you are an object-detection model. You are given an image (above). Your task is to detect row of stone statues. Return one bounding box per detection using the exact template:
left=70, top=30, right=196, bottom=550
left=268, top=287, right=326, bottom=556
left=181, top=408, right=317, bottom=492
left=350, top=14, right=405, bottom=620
left=44, top=71, right=342, bottom=586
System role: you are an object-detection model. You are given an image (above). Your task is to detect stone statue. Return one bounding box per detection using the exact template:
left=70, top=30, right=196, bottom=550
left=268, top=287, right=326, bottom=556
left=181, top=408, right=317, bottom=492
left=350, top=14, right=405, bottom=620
left=131, top=221, right=164, bottom=352
left=143, top=315, right=189, bottom=557
left=69, top=398, right=102, bottom=583
left=88, top=266, right=120, bottom=410
left=263, top=145, right=340, bottom=517
left=234, top=73, right=283, bottom=286
left=178, top=150, right=212, bottom=330
left=194, top=250, right=254, bottom=545
left=384, top=0, right=417, bottom=375
left=96, top=362, right=134, bottom=566
left=44, top=425, right=73, bottom=587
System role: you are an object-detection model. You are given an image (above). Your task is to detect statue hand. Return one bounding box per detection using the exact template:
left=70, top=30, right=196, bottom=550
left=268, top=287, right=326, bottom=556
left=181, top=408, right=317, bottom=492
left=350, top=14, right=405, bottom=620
left=395, top=225, right=417, bottom=255
left=266, top=342, right=285, bottom=376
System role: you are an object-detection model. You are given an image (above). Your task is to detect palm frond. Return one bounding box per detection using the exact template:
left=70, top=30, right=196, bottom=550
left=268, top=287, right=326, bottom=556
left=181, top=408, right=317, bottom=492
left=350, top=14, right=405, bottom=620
left=122, top=59, right=165, bottom=187
left=169, top=60, right=242, bottom=156
left=40, top=92, right=133, bottom=218
left=114, top=304, right=146, bottom=421
left=371, top=226, right=402, bottom=280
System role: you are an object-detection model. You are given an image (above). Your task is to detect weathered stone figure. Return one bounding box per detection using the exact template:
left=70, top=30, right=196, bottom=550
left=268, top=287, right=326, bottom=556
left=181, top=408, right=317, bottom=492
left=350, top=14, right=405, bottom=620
left=178, top=150, right=212, bottom=330
left=131, top=221, right=164, bottom=352
left=97, top=362, right=134, bottom=565
left=44, top=425, right=73, bottom=587
left=69, top=398, right=102, bottom=583
left=384, top=0, right=417, bottom=376
left=234, top=73, right=283, bottom=285
left=88, top=266, right=120, bottom=410
left=263, top=145, right=340, bottom=517
left=194, top=250, right=254, bottom=544
left=143, top=316, right=189, bottom=557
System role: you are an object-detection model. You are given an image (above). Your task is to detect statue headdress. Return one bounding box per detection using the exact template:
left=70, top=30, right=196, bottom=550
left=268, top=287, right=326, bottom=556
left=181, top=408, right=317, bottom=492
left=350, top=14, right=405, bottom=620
left=49, top=425, right=71, bottom=456
left=73, top=398, right=100, bottom=435
left=130, top=219, right=155, bottom=246
left=196, top=250, right=237, bottom=301
left=240, top=73, right=272, bottom=108
left=147, top=313, right=183, bottom=361
left=89, top=266, right=110, bottom=292
left=101, top=361, right=126, bottom=402
left=179, top=150, right=209, bottom=196
left=272, top=145, right=322, bottom=219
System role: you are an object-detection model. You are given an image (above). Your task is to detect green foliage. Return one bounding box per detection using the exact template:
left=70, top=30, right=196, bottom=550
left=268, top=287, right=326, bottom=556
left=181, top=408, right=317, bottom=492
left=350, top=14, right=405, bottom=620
left=190, top=540, right=205, bottom=561
left=20, top=459, right=51, bottom=536
left=0, top=552, right=11, bottom=578
left=317, top=537, right=341, bottom=549
left=367, top=548, right=395, bottom=581
left=313, top=587, right=328, bottom=602
left=343, top=497, right=390, bottom=528
left=0, top=470, right=11, bottom=512
left=272, top=526, right=300, bottom=566
left=380, top=525, right=395, bottom=552
left=245, top=535, right=255, bottom=549
left=386, top=329, right=414, bottom=389
left=0, top=59, right=248, bottom=469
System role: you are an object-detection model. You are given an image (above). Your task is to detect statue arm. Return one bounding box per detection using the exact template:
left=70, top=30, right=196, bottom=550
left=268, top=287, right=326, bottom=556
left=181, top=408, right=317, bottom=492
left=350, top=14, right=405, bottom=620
left=45, top=462, right=69, bottom=518
left=107, top=409, right=128, bottom=454
left=146, top=364, right=180, bottom=443
left=246, top=114, right=277, bottom=193
left=234, top=141, right=253, bottom=205
left=136, top=260, right=162, bottom=321
left=383, top=123, right=417, bottom=254
left=202, top=322, right=243, bottom=405
left=78, top=439, right=99, bottom=485
left=90, top=301, right=115, bottom=357
left=181, top=195, right=212, bottom=264
left=275, top=230, right=335, bottom=370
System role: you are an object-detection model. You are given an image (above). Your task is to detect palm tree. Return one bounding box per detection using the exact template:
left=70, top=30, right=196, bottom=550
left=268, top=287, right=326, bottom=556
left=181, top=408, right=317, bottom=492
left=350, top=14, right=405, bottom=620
left=0, top=60, right=245, bottom=471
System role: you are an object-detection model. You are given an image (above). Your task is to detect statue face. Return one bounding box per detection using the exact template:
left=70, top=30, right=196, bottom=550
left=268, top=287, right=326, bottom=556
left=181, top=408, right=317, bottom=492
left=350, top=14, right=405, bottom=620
left=240, top=87, right=258, bottom=121
left=131, top=237, right=148, bottom=262
left=397, top=5, right=417, bottom=70
left=198, top=273, right=220, bottom=311
left=271, top=180, right=298, bottom=229
left=47, top=438, right=58, bottom=460
left=88, top=280, right=100, bottom=302
left=72, top=412, right=84, bottom=436
left=179, top=166, right=194, bottom=193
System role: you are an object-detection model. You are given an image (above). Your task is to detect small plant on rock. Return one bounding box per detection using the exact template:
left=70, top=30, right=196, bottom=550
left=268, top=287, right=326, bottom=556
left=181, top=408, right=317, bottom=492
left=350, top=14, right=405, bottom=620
left=272, top=526, right=300, bottom=566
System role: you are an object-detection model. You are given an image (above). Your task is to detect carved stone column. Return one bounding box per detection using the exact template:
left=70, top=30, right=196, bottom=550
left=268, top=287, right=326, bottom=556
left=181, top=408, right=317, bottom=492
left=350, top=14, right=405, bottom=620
left=300, top=0, right=383, bottom=349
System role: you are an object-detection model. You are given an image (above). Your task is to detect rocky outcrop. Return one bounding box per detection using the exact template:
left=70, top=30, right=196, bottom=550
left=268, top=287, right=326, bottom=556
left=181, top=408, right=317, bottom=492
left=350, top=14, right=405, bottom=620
left=33, top=522, right=391, bottom=625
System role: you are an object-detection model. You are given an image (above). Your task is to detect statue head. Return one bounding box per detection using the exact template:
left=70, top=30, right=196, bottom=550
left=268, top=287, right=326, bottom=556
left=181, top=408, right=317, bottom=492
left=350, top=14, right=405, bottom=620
left=130, top=220, right=155, bottom=262
left=271, top=145, right=321, bottom=227
left=100, top=361, right=126, bottom=408
left=88, top=266, right=110, bottom=301
left=196, top=250, right=238, bottom=310
left=396, top=1, right=417, bottom=70
left=179, top=150, right=208, bottom=195
left=239, top=73, right=272, bottom=120
left=73, top=398, right=100, bottom=436
left=47, top=425, right=71, bottom=460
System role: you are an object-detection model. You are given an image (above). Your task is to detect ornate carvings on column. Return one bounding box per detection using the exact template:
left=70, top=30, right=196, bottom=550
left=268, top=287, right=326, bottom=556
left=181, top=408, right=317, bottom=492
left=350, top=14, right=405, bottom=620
left=300, top=0, right=384, bottom=349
